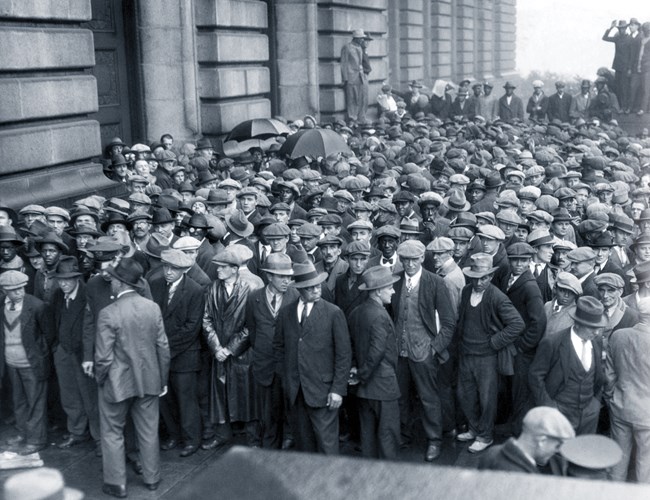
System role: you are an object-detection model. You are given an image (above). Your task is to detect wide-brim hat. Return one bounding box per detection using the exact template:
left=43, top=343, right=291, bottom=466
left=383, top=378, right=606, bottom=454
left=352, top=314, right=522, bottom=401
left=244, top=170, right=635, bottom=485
left=35, top=232, right=69, bottom=253
left=463, top=264, right=499, bottom=278
left=106, top=258, right=144, bottom=287
left=0, top=227, right=24, bottom=246
left=52, top=256, right=82, bottom=279
left=462, top=253, right=499, bottom=278
left=4, top=467, right=84, bottom=500
left=261, top=253, right=294, bottom=276
left=226, top=210, right=254, bottom=238
left=569, top=296, right=607, bottom=328
left=292, top=262, right=327, bottom=288
left=358, top=266, right=401, bottom=291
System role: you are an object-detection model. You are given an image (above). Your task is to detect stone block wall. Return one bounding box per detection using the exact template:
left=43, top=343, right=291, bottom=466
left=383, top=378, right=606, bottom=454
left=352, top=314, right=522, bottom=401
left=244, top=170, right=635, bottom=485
left=0, top=0, right=114, bottom=208
left=195, top=0, right=272, bottom=138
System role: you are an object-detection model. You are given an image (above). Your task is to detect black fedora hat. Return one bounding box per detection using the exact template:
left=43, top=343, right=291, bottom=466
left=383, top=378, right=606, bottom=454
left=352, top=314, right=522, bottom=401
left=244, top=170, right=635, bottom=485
left=186, top=213, right=211, bottom=230
left=100, top=212, right=129, bottom=233
left=569, top=296, right=607, bottom=328
left=106, top=257, right=144, bottom=288
left=35, top=231, right=69, bottom=253
left=151, top=207, right=174, bottom=225
left=0, top=226, right=24, bottom=246
left=52, top=256, right=82, bottom=279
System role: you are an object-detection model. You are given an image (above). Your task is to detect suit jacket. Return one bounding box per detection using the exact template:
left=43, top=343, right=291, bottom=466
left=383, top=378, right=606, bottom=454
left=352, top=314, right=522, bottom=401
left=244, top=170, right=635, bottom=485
left=348, top=299, right=400, bottom=401
left=52, top=281, right=86, bottom=361
left=580, top=271, right=599, bottom=298
left=340, top=41, right=366, bottom=85
left=196, top=238, right=216, bottom=273
left=247, top=286, right=299, bottom=387
left=526, top=94, right=549, bottom=121
left=390, top=269, right=456, bottom=363
left=602, top=30, right=630, bottom=71
left=546, top=93, right=572, bottom=123
left=569, top=92, right=591, bottom=120
left=316, top=258, right=349, bottom=298
left=331, top=271, right=367, bottom=319
left=529, top=327, right=604, bottom=407
left=505, top=271, right=547, bottom=355
left=497, top=94, right=524, bottom=122
left=149, top=274, right=204, bottom=372
left=95, top=291, right=170, bottom=403
left=273, top=298, right=351, bottom=407
left=0, top=294, right=53, bottom=380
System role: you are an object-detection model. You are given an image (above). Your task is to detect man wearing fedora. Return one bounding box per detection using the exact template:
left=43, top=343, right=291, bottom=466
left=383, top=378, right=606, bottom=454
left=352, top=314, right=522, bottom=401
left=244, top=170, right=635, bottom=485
left=391, top=240, right=456, bottom=461
left=273, top=261, right=351, bottom=454
left=624, top=260, right=650, bottom=315
left=246, top=253, right=299, bottom=449
left=529, top=296, right=607, bottom=435
left=95, top=258, right=170, bottom=497
left=348, top=266, right=401, bottom=459
left=496, top=82, right=524, bottom=123
left=0, top=270, right=53, bottom=455
left=340, top=29, right=371, bottom=124
left=51, top=256, right=100, bottom=453
left=0, top=226, right=26, bottom=275
left=456, top=253, right=524, bottom=453
left=184, top=213, right=215, bottom=272
left=149, top=249, right=205, bottom=458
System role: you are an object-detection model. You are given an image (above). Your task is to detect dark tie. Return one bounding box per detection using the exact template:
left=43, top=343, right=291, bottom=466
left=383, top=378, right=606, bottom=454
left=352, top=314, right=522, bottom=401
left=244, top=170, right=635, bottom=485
left=65, top=295, right=70, bottom=309
left=534, top=264, right=541, bottom=278
left=9, top=302, right=16, bottom=311
left=271, top=294, right=277, bottom=314
left=382, top=257, right=392, bottom=266
left=261, top=246, right=268, bottom=264
left=300, top=303, right=308, bottom=326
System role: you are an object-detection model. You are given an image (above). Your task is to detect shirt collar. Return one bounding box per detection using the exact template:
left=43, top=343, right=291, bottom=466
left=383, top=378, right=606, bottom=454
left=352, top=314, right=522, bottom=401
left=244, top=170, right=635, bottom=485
left=117, top=289, right=136, bottom=299
left=405, top=267, right=423, bottom=287
left=65, top=282, right=80, bottom=301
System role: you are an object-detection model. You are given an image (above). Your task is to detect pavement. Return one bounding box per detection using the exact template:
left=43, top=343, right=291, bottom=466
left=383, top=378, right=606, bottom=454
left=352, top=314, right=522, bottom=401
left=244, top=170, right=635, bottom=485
left=0, top=419, right=490, bottom=499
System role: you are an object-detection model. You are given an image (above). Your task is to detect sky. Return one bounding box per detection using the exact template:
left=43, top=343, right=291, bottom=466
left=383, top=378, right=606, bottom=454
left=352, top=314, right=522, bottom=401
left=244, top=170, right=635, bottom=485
left=516, top=0, right=650, bottom=80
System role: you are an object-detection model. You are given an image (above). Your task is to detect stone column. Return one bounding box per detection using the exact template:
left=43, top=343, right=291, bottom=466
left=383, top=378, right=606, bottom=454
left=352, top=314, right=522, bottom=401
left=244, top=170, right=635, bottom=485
left=431, top=0, right=453, bottom=80
left=274, top=0, right=320, bottom=121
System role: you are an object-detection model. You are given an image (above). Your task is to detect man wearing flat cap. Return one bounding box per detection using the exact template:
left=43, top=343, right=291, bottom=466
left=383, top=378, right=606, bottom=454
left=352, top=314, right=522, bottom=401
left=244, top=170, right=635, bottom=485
left=391, top=240, right=456, bottom=462
left=480, top=406, right=575, bottom=473
left=347, top=266, right=401, bottom=459
left=246, top=254, right=299, bottom=449
left=547, top=81, right=573, bottom=123
left=329, top=241, right=371, bottom=318
left=544, top=272, right=582, bottom=337
left=456, top=253, right=524, bottom=453
left=0, top=270, right=53, bottom=455
left=567, top=246, right=600, bottom=298
left=202, top=247, right=259, bottom=450
left=148, top=249, right=205, bottom=458
left=340, top=29, right=371, bottom=124
left=95, top=258, right=170, bottom=497
left=273, top=261, right=352, bottom=454
left=529, top=296, right=607, bottom=435
left=315, top=235, right=348, bottom=300
left=594, top=273, right=638, bottom=345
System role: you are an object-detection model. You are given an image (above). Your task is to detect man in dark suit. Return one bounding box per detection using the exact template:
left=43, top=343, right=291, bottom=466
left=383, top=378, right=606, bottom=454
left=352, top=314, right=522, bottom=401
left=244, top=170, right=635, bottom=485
left=0, top=271, right=53, bottom=455
left=247, top=253, right=299, bottom=449
left=496, top=82, right=524, bottom=122
left=602, top=19, right=632, bottom=109
left=149, top=249, right=204, bottom=458
left=348, top=266, right=401, bottom=459
left=273, top=261, right=352, bottom=455
left=567, top=247, right=599, bottom=298
left=95, top=258, right=170, bottom=497
left=329, top=241, right=370, bottom=317
left=185, top=213, right=215, bottom=273
left=503, top=243, right=547, bottom=434
left=529, top=296, right=606, bottom=435
left=391, top=240, right=456, bottom=461
left=51, top=257, right=100, bottom=453
left=546, top=81, right=573, bottom=123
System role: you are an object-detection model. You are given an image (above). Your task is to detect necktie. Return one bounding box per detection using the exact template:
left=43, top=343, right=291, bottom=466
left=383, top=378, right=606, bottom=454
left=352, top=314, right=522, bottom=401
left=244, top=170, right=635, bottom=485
left=534, top=264, right=541, bottom=278
left=382, top=257, right=393, bottom=266
left=508, top=275, right=517, bottom=289
left=580, top=340, right=591, bottom=371
left=9, top=302, right=16, bottom=311
left=406, top=278, right=413, bottom=292
left=594, top=264, right=600, bottom=274
left=167, top=285, right=175, bottom=305
left=300, top=303, right=308, bottom=326
left=261, top=246, right=268, bottom=265
left=65, top=295, right=70, bottom=309
left=271, top=294, right=277, bottom=315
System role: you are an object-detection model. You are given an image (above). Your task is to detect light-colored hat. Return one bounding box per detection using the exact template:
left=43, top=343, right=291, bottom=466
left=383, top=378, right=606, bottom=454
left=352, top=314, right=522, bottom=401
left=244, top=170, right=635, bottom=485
left=555, top=272, right=582, bottom=295
left=261, top=253, right=294, bottom=275
left=358, top=266, right=400, bottom=291
left=292, top=261, right=328, bottom=288
left=477, top=225, right=506, bottom=241
left=45, top=206, right=70, bottom=221
left=212, top=247, right=244, bottom=267
left=560, top=435, right=623, bottom=471
left=3, top=467, right=83, bottom=500
left=173, top=236, right=201, bottom=251
left=532, top=80, right=544, bottom=88
left=19, top=204, right=46, bottom=215
left=161, top=249, right=193, bottom=269
left=396, top=240, right=425, bottom=258
left=522, top=406, right=575, bottom=440
left=593, top=272, right=625, bottom=290
left=427, top=237, right=454, bottom=253
left=463, top=253, right=499, bottom=278
left=567, top=246, right=597, bottom=263
left=0, top=270, right=29, bottom=290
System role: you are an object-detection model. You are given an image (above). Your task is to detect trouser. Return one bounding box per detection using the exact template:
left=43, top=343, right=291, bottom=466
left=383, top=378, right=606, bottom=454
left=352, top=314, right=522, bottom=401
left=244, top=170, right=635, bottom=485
left=556, top=397, right=600, bottom=435
left=457, top=354, right=498, bottom=442
left=198, top=350, right=214, bottom=439
left=510, top=351, right=534, bottom=435
left=345, top=79, right=368, bottom=123
left=641, top=71, right=650, bottom=112
left=289, top=388, right=339, bottom=455
left=54, top=348, right=100, bottom=440
left=99, top=392, right=160, bottom=486
left=615, top=70, right=630, bottom=109
left=159, top=370, right=201, bottom=447
left=439, top=350, right=464, bottom=432
left=397, top=354, right=442, bottom=445
left=609, top=412, right=650, bottom=483
left=7, top=366, right=47, bottom=446
left=257, top=375, right=284, bottom=449
left=630, top=72, right=643, bottom=112
left=358, top=398, right=400, bottom=460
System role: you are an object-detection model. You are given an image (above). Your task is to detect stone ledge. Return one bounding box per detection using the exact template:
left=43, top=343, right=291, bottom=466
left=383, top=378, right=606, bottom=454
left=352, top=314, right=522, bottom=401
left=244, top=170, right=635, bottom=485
left=0, top=28, right=94, bottom=70
left=201, top=98, right=271, bottom=134
left=197, top=32, right=269, bottom=63
left=319, top=60, right=387, bottom=86
left=195, top=0, right=268, bottom=28
left=0, top=76, right=98, bottom=123
left=319, top=35, right=387, bottom=59
left=0, top=162, right=123, bottom=209
left=318, top=8, right=387, bottom=33
left=0, top=120, right=101, bottom=175
left=318, top=0, right=387, bottom=10
left=0, top=0, right=91, bottom=21
left=200, top=66, right=270, bottom=98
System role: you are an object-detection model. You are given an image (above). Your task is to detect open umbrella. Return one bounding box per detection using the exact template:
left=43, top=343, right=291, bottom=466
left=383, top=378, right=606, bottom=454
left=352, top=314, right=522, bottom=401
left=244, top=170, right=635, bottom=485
left=226, top=118, right=290, bottom=142
left=279, top=129, right=350, bottom=159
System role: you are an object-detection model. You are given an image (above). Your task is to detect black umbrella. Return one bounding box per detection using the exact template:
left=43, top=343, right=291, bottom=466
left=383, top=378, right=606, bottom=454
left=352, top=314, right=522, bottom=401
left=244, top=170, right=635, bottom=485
left=279, top=129, right=351, bottom=159
left=226, top=118, right=291, bottom=142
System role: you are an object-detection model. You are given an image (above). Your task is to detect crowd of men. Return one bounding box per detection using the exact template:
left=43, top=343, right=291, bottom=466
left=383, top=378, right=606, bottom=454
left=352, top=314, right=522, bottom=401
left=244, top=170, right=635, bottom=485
left=2, top=68, right=650, bottom=497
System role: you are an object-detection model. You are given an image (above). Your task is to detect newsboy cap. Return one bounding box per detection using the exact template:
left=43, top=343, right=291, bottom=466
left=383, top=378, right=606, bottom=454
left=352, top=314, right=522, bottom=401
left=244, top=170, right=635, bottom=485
left=397, top=240, right=425, bottom=258
left=0, top=270, right=29, bottom=290
left=161, top=249, right=193, bottom=269
left=507, top=242, right=535, bottom=258
left=567, top=247, right=597, bottom=262
left=478, top=225, right=506, bottom=241
left=555, top=272, right=583, bottom=295
left=427, top=237, right=455, bottom=253
left=593, top=272, right=625, bottom=290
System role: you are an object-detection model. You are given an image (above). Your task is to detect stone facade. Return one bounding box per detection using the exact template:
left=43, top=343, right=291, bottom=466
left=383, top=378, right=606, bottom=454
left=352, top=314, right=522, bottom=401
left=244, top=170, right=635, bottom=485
left=0, top=0, right=517, bottom=206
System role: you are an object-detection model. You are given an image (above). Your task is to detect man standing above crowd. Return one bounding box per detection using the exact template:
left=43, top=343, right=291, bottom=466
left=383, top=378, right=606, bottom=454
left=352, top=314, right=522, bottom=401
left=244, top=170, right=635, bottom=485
left=497, top=82, right=524, bottom=122
left=547, top=81, right=572, bottom=123
left=340, top=29, right=371, bottom=124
